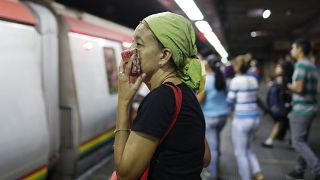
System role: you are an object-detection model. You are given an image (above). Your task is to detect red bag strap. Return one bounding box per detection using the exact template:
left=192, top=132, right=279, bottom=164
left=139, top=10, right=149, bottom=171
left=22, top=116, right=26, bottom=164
left=140, top=83, right=182, bottom=180
left=159, top=83, right=182, bottom=144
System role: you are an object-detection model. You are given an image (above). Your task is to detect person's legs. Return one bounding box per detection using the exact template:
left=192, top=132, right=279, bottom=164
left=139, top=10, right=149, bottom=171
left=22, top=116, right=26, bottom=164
left=294, top=155, right=307, bottom=174
left=206, top=116, right=226, bottom=178
left=289, top=114, right=320, bottom=176
left=277, top=117, right=289, bottom=140
left=232, top=119, right=252, bottom=180
left=269, top=122, right=280, bottom=140
left=247, top=147, right=261, bottom=173
left=262, top=121, right=280, bottom=147
left=215, top=116, right=227, bottom=176
left=248, top=119, right=262, bottom=174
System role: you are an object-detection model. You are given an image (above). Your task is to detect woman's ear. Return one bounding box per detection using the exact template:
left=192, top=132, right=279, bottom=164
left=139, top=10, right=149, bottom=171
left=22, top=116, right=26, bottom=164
left=159, top=48, right=172, bottom=67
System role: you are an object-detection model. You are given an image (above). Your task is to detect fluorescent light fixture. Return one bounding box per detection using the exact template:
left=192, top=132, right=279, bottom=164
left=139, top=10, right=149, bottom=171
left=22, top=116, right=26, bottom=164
left=174, top=0, right=204, bottom=20
left=204, top=32, right=228, bottom=58
left=195, top=21, right=212, bottom=33
left=221, top=57, right=229, bottom=64
left=174, top=0, right=227, bottom=58
left=250, top=31, right=257, bottom=37
left=247, top=8, right=264, bottom=17
left=262, top=9, right=271, bottom=19
left=250, top=31, right=267, bottom=37
left=204, top=31, right=220, bottom=45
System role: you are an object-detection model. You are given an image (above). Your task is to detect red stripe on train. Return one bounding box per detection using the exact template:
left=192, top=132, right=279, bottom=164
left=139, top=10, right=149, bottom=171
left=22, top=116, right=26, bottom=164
left=0, top=0, right=37, bottom=25
left=65, top=16, right=132, bottom=43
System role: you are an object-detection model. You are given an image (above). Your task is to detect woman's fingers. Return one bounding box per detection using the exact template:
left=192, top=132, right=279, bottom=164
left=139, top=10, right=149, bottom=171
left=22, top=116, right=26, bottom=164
left=119, top=60, right=125, bottom=74
left=125, top=62, right=132, bottom=77
left=118, top=60, right=129, bottom=82
left=132, top=73, right=146, bottom=91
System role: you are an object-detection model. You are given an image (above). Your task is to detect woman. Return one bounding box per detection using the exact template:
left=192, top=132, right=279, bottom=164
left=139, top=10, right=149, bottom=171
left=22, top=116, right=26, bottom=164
left=262, top=63, right=291, bottom=148
left=114, top=12, right=208, bottom=179
left=197, top=54, right=230, bottom=179
left=227, top=55, right=265, bottom=180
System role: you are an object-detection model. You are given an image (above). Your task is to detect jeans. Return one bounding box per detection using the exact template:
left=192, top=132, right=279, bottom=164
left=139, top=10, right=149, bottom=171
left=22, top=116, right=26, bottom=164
left=205, top=115, right=227, bottom=178
left=289, top=113, right=320, bottom=175
left=232, top=118, right=261, bottom=180
left=277, top=116, right=290, bottom=140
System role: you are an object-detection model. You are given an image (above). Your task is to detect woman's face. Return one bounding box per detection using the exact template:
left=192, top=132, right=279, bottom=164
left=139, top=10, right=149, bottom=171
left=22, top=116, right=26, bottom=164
left=275, top=64, right=283, bottom=75
left=131, top=22, right=163, bottom=80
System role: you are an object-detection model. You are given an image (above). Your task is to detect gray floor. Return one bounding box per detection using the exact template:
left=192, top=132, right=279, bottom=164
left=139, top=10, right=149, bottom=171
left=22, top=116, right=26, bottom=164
left=218, top=114, right=320, bottom=180
left=82, top=112, right=320, bottom=180
left=79, top=82, right=320, bottom=180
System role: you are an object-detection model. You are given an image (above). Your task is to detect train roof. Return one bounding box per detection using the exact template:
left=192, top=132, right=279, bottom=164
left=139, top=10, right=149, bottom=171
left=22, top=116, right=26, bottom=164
left=0, top=0, right=37, bottom=25
left=51, top=1, right=134, bottom=43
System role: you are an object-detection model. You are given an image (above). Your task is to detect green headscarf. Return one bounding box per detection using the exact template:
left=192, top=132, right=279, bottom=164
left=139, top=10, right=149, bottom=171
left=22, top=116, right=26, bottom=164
left=144, top=12, right=205, bottom=91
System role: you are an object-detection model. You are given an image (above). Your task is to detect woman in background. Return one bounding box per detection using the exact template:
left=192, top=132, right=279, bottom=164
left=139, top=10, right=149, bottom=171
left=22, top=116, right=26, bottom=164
left=198, top=54, right=230, bottom=179
left=227, top=55, right=265, bottom=180
left=262, top=63, right=291, bottom=148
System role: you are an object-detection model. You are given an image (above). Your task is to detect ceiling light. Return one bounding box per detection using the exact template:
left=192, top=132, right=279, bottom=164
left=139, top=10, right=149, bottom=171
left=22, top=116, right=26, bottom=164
left=195, top=21, right=212, bottom=33
left=221, top=57, right=228, bottom=64
left=247, top=8, right=264, bottom=17
left=250, top=31, right=257, bottom=37
left=174, top=0, right=204, bottom=20
left=285, top=9, right=292, bottom=16
left=262, top=9, right=271, bottom=19
left=204, top=32, right=228, bottom=58
left=250, top=31, right=267, bottom=37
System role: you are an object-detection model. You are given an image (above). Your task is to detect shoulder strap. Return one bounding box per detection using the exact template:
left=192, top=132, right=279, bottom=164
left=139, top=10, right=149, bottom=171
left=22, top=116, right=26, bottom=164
left=159, top=83, right=182, bottom=144
left=140, top=83, right=182, bottom=180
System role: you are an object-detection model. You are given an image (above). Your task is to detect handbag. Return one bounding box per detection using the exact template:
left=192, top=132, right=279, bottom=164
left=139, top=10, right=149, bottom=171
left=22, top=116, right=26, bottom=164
left=110, top=83, right=182, bottom=180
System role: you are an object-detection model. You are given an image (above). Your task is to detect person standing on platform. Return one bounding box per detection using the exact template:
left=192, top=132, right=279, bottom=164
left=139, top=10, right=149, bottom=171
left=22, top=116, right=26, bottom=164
left=286, top=38, right=320, bottom=180
left=227, top=55, right=265, bottom=180
left=262, top=63, right=291, bottom=148
left=113, top=12, right=209, bottom=179
left=197, top=54, right=230, bottom=179
left=275, top=57, right=294, bottom=142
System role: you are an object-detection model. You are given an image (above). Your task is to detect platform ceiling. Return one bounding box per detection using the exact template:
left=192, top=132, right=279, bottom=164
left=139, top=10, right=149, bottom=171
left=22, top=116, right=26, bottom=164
left=56, top=0, right=320, bottom=60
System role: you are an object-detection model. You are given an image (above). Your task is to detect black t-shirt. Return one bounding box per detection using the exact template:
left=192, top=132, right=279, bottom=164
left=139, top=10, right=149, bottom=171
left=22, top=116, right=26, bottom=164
left=132, top=83, right=205, bottom=180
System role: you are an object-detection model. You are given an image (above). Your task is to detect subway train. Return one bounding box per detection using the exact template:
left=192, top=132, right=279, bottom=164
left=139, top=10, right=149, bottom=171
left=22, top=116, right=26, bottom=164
left=0, top=0, right=133, bottom=179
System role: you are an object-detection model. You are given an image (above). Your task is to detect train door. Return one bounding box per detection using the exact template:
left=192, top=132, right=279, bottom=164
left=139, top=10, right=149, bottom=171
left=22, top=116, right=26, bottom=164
left=68, top=33, right=121, bottom=176
left=56, top=14, right=128, bottom=179
left=27, top=1, right=60, bottom=172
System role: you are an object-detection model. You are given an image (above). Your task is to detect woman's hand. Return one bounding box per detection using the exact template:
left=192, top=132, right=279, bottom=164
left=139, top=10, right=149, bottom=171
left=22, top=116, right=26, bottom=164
left=118, top=57, right=145, bottom=106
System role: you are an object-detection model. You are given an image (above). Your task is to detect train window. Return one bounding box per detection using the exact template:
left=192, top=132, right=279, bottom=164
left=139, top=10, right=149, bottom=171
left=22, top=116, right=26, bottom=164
left=103, top=47, right=118, bottom=94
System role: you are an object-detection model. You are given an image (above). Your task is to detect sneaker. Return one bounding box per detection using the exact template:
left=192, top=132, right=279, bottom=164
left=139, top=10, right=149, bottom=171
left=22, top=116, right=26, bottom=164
left=286, top=170, right=304, bottom=180
left=253, top=172, right=265, bottom=180
left=200, top=168, right=210, bottom=180
left=261, top=141, right=273, bottom=148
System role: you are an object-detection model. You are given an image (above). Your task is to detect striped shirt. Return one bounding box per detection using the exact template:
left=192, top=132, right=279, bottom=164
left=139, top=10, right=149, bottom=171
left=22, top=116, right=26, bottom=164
left=292, top=59, right=318, bottom=116
left=227, top=75, right=259, bottom=119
